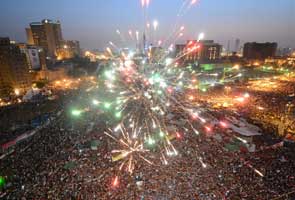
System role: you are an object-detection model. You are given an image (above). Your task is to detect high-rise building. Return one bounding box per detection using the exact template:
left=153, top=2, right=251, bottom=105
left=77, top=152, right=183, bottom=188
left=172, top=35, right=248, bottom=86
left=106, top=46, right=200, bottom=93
left=243, top=42, right=277, bottom=60
left=18, top=43, right=48, bottom=81
left=18, top=43, right=42, bottom=70
left=143, top=33, right=147, bottom=52
left=25, top=28, right=34, bottom=45
left=277, top=47, right=293, bottom=57
left=27, top=19, right=63, bottom=59
left=0, top=38, right=32, bottom=97
left=234, top=39, right=240, bottom=53
left=227, top=40, right=231, bottom=55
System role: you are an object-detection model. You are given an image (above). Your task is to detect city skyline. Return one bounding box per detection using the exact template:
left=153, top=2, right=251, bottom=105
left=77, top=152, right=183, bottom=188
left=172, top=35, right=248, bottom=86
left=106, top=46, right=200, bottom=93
left=1, top=1, right=295, bottom=199
left=0, top=0, right=294, bottom=50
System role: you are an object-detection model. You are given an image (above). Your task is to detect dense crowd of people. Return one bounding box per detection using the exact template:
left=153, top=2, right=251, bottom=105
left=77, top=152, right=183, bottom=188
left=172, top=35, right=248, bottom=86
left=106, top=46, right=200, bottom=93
left=0, top=88, right=294, bottom=200
left=0, top=89, right=74, bottom=145
left=0, top=75, right=295, bottom=199
left=242, top=78, right=295, bottom=137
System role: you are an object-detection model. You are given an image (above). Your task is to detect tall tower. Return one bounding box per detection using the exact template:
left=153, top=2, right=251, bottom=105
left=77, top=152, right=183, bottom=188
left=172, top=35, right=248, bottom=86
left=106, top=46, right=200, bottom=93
left=0, top=37, right=32, bottom=97
left=25, top=28, right=34, bottom=45
left=143, top=32, right=147, bottom=53
left=27, top=19, right=63, bottom=59
left=227, top=40, right=231, bottom=56
left=235, top=39, right=240, bottom=53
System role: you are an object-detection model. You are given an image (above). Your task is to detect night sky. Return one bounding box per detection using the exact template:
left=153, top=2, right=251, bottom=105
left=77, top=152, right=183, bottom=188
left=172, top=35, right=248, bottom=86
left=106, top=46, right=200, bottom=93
left=0, top=0, right=294, bottom=50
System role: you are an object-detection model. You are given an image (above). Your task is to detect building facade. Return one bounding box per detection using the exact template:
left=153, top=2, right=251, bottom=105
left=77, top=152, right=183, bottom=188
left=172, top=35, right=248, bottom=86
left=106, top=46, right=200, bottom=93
left=18, top=43, right=43, bottom=71
left=25, top=28, right=34, bottom=45
left=243, top=42, right=277, bottom=60
left=27, top=19, right=63, bottom=59
left=176, top=40, right=222, bottom=64
left=0, top=38, right=32, bottom=97
left=56, top=40, right=81, bottom=60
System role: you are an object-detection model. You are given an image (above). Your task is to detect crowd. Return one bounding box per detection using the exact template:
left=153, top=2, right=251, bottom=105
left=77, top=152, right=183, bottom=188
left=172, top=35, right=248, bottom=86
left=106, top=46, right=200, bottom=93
left=242, top=78, right=295, bottom=137
left=0, top=89, right=75, bottom=145
left=0, top=91, right=294, bottom=200
left=0, top=76, right=295, bottom=199
left=201, top=75, right=295, bottom=137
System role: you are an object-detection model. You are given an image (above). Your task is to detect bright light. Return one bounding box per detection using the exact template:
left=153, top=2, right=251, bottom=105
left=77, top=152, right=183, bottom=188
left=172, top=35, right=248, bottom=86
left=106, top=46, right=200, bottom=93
left=205, top=126, right=211, bottom=132
left=165, top=58, right=173, bottom=66
left=136, top=31, right=139, bottom=41
left=72, top=110, right=82, bottom=116
left=104, top=102, right=111, bottom=109
left=115, top=112, right=122, bottom=118
left=235, top=136, right=248, bottom=144
left=158, top=40, right=162, bottom=46
left=191, top=0, right=198, bottom=5
left=233, top=64, right=240, bottom=69
left=112, top=176, right=119, bottom=187
left=254, top=169, right=264, bottom=177
left=106, top=47, right=112, bottom=55
left=153, top=20, right=159, bottom=30
left=104, top=70, right=115, bottom=80
left=85, top=51, right=91, bottom=56
left=14, top=89, right=20, bottom=96
left=128, top=51, right=135, bottom=58
left=0, top=176, right=6, bottom=188
left=201, top=88, right=207, bottom=92
left=188, top=95, right=194, bottom=100
left=198, top=32, right=205, bottom=41
left=92, top=99, right=99, bottom=105
left=220, top=121, right=228, bottom=128
left=244, top=93, right=250, bottom=98
left=236, top=97, right=245, bottom=103
left=141, top=0, right=150, bottom=7
left=125, top=60, right=133, bottom=67
left=176, top=132, right=182, bottom=139
left=147, top=137, right=155, bottom=145
left=167, top=87, right=173, bottom=94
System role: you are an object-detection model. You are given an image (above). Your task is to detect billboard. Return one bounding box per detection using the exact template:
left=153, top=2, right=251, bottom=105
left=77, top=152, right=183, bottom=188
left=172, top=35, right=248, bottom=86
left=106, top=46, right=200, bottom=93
left=28, top=48, right=41, bottom=70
